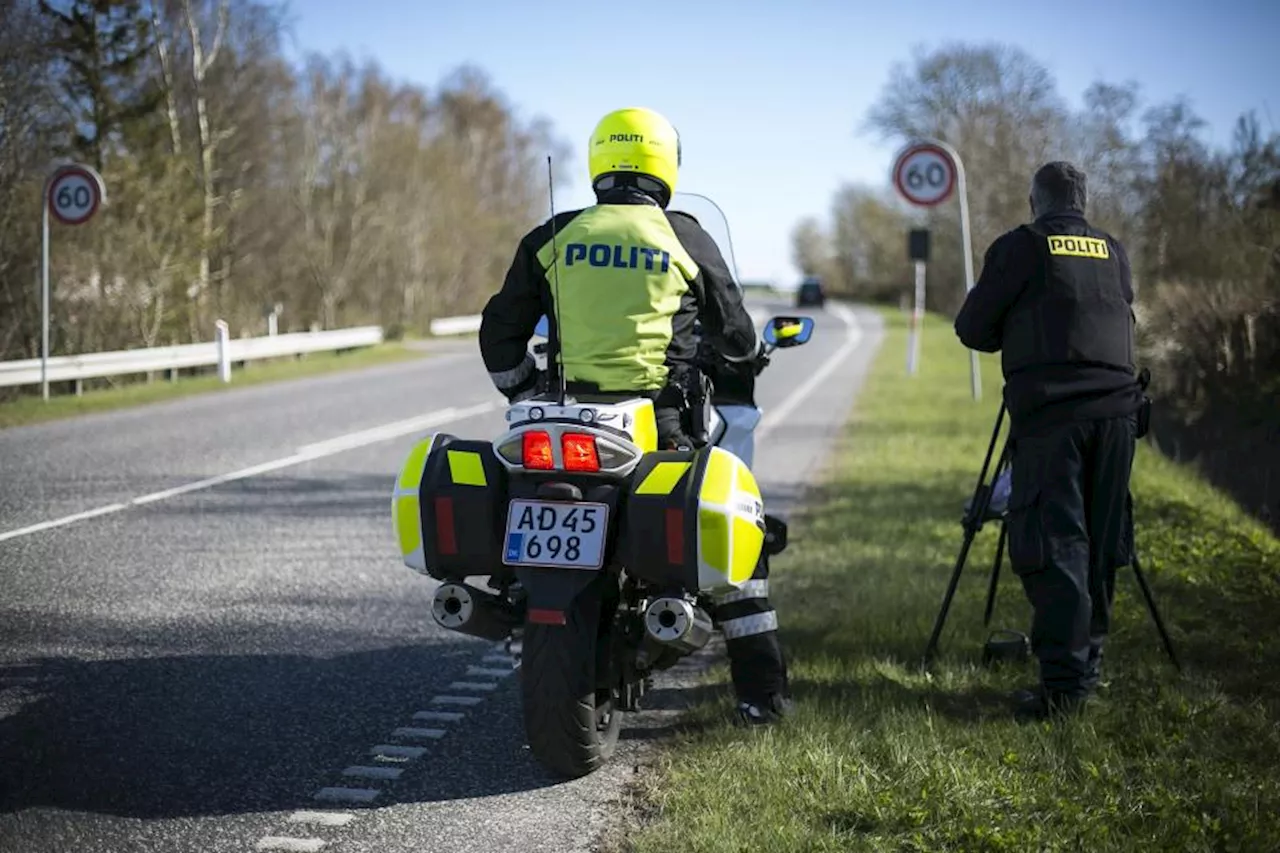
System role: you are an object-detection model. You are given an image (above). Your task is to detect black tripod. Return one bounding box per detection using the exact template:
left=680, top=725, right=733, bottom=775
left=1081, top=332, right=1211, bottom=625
left=921, top=401, right=1181, bottom=671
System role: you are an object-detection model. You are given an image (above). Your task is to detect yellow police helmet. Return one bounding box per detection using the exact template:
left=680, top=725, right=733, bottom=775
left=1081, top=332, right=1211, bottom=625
left=588, top=107, right=682, bottom=198
left=776, top=321, right=802, bottom=339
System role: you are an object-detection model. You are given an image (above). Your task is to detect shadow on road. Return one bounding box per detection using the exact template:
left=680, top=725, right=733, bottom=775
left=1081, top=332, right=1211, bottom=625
left=0, top=623, right=566, bottom=818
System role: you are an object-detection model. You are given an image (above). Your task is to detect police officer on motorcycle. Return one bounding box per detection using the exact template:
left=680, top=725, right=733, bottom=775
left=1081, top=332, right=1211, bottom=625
left=478, top=107, right=792, bottom=725
left=954, top=161, right=1146, bottom=720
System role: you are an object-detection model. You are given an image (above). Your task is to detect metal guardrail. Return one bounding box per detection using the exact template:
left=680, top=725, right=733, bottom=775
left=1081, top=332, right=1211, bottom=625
left=0, top=311, right=484, bottom=392
left=0, top=326, right=384, bottom=390
left=427, top=315, right=481, bottom=336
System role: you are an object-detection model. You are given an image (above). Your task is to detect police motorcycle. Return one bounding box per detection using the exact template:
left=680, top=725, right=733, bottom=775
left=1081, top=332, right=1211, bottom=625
left=390, top=193, right=814, bottom=778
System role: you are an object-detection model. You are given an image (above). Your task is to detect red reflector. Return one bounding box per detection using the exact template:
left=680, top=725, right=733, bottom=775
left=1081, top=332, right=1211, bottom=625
left=528, top=608, right=567, bottom=626
left=561, top=433, right=600, bottom=472
left=435, top=497, right=457, bottom=555
left=522, top=431, right=554, bottom=469
left=665, top=508, right=685, bottom=565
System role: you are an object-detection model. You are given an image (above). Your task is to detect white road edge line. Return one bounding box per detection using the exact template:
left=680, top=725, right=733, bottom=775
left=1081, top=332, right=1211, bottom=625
left=757, top=303, right=863, bottom=442
left=255, top=838, right=326, bottom=853
left=0, top=400, right=500, bottom=544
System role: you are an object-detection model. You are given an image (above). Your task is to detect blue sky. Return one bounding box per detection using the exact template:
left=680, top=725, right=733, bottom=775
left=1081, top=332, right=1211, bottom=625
left=288, top=0, right=1278, bottom=284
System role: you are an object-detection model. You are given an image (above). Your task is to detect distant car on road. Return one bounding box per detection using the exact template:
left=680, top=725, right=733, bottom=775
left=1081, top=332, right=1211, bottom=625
left=796, top=277, right=826, bottom=308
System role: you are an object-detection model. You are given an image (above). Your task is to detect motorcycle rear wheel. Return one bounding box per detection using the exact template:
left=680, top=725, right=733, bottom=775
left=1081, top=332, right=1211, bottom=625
left=520, top=590, right=621, bottom=778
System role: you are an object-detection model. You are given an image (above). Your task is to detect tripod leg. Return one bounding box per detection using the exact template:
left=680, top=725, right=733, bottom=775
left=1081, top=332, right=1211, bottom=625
left=923, top=529, right=978, bottom=664
left=982, top=520, right=1007, bottom=627
left=924, top=403, right=1008, bottom=665
left=1132, top=553, right=1182, bottom=672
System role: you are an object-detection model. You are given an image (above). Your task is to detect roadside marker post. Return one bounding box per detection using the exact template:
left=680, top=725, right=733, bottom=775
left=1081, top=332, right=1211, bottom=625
left=41, top=162, right=107, bottom=400
left=891, top=141, right=981, bottom=400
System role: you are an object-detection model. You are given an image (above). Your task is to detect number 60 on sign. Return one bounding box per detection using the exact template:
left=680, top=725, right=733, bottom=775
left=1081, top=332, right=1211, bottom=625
left=892, top=144, right=956, bottom=207
left=47, top=165, right=105, bottom=226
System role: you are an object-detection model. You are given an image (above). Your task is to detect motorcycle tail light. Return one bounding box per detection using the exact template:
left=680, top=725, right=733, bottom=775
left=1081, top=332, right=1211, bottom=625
left=522, top=431, right=555, bottom=469
left=561, top=433, right=600, bottom=473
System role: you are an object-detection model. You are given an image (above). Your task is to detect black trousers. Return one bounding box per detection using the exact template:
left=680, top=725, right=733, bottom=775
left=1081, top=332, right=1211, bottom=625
left=714, top=553, right=790, bottom=703
left=1005, top=415, right=1136, bottom=697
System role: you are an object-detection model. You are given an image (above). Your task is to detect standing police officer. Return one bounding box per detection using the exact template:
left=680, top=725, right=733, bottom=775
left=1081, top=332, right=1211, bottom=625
left=954, top=161, right=1145, bottom=720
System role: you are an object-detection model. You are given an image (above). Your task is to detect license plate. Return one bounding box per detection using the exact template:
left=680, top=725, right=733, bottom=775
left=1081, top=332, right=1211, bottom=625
left=503, top=500, right=609, bottom=570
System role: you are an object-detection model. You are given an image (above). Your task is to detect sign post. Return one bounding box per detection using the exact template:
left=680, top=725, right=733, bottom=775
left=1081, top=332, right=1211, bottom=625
left=891, top=141, right=981, bottom=400
left=907, top=229, right=930, bottom=375
left=41, top=163, right=106, bottom=400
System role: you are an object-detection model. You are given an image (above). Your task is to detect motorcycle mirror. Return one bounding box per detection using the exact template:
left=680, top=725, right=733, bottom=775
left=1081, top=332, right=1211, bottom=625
left=763, top=316, right=814, bottom=348
left=534, top=315, right=550, bottom=338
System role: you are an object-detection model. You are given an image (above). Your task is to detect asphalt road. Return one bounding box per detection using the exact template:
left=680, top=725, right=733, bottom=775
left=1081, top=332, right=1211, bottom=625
left=0, top=298, right=884, bottom=853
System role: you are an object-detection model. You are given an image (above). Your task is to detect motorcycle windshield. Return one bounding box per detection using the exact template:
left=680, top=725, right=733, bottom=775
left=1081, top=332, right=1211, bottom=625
left=668, top=192, right=741, bottom=286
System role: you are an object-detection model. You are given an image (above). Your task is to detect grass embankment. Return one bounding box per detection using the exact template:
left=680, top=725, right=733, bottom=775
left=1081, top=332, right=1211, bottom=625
left=0, top=343, right=424, bottom=429
left=616, top=312, right=1280, bottom=852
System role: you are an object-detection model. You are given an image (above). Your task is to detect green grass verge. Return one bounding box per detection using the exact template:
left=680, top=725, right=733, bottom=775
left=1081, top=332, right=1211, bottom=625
left=0, top=343, right=425, bottom=430
left=614, top=311, right=1280, bottom=853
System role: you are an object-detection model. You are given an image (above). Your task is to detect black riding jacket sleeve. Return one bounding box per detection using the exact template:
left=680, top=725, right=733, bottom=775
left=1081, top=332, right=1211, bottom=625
left=665, top=210, right=759, bottom=364
left=478, top=212, right=575, bottom=399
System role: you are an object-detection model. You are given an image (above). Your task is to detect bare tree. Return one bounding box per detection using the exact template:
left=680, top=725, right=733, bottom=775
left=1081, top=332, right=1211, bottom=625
left=3, top=0, right=570, bottom=383
left=844, top=38, right=1280, bottom=525
left=790, top=217, right=831, bottom=282
left=0, top=0, right=59, bottom=365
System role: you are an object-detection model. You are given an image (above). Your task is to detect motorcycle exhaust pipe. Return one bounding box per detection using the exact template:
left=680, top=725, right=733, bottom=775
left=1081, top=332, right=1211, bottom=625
left=644, top=597, right=712, bottom=654
left=432, top=583, right=519, bottom=642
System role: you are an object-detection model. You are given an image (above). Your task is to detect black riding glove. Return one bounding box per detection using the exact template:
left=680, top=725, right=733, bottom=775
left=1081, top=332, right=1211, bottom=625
left=752, top=341, right=771, bottom=376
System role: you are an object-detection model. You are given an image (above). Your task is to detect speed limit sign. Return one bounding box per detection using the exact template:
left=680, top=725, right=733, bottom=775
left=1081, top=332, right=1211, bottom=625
left=892, top=143, right=956, bottom=207
left=47, top=164, right=105, bottom=226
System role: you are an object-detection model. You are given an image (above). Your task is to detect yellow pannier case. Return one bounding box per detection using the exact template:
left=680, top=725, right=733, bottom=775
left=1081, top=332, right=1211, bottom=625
left=620, top=445, right=765, bottom=594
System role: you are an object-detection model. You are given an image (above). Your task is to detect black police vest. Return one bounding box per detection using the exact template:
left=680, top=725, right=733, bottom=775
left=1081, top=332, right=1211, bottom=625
left=1002, top=220, right=1135, bottom=376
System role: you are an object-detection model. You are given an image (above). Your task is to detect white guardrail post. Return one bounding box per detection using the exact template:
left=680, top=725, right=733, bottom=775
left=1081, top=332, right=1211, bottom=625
left=215, top=320, right=231, bottom=383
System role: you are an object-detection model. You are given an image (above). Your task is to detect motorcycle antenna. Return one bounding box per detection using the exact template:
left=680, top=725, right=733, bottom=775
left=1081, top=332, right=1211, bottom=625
left=545, top=155, right=568, bottom=406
